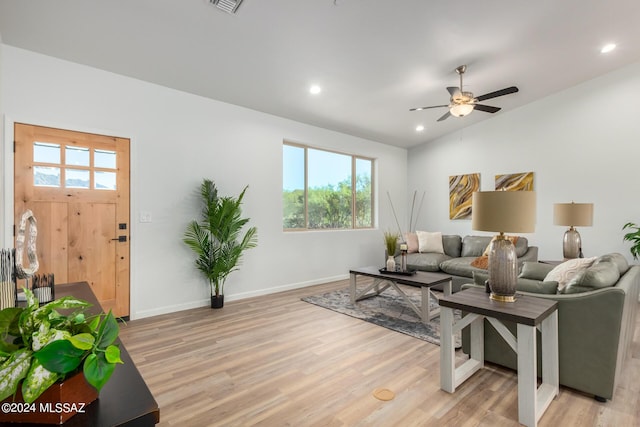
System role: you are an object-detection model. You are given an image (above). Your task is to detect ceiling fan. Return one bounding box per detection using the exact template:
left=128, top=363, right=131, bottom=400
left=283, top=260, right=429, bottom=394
left=410, top=65, right=519, bottom=122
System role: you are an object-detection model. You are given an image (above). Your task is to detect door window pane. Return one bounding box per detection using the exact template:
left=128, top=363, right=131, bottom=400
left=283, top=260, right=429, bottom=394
left=65, top=169, right=90, bottom=189
left=95, top=149, right=116, bottom=169
left=95, top=171, right=116, bottom=190
left=34, top=166, right=61, bottom=187
left=33, top=142, right=60, bottom=164
left=65, top=146, right=90, bottom=166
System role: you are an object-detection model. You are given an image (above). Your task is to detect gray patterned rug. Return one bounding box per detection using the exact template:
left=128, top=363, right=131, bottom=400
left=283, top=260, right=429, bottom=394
left=302, top=284, right=461, bottom=347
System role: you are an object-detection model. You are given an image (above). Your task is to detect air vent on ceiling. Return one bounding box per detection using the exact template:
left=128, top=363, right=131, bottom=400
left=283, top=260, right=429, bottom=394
left=210, top=0, right=244, bottom=14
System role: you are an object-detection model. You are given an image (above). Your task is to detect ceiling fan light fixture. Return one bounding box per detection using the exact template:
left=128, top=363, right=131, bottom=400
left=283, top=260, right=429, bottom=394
left=450, top=103, right=474, bottom=117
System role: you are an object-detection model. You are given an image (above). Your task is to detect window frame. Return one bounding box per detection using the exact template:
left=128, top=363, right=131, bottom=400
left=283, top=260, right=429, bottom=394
left=283, top=141, right=375, bottom=231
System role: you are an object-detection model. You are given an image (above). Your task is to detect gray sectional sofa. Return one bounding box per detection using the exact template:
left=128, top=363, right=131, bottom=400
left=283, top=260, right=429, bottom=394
left=395, top=235, right=538, bottom=292
left=461, top=253, right=640, bottom=401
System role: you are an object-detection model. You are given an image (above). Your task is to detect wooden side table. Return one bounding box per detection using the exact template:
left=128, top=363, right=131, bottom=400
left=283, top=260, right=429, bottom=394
left=438, top=287, right=558, bottom=427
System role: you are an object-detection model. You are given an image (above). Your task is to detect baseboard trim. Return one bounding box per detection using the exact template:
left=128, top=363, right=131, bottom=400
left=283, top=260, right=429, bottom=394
left=132, top=274, right=349, bottom=320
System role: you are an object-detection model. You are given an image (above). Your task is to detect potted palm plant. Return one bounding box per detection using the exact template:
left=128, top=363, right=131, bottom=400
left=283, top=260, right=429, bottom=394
left=622, top=222, right=640, bottom=260
left=183, top=179, right=258, bottom=308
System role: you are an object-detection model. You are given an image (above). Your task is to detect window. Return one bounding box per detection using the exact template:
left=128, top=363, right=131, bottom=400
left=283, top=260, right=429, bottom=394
left=283, top=142, right=374, bottom=230
left=33, top=142, right=117, bottom=190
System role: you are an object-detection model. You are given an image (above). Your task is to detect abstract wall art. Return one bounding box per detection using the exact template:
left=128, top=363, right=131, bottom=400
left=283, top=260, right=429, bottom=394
left=449, top=173, right=480, bottom=220
left=495, top=171, right=534, bottom=191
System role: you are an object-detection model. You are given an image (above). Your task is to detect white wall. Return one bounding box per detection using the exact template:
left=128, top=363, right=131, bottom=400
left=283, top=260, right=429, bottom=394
left=408, top=60, right=640, bottom=263
left=0, top=45, right=408, bottom=319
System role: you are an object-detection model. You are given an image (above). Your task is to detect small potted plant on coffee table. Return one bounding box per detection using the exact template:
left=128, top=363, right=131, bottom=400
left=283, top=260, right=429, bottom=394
left=383, top=231, right=400, bottom=271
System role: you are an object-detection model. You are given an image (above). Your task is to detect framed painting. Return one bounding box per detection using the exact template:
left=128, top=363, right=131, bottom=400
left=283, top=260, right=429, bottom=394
left=495, top=171, right=534, bottom=191
left=449, top=173, right=480, bottom=220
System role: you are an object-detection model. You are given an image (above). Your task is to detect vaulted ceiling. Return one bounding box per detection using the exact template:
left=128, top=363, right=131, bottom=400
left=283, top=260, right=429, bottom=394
left=1, top=0, right=639, bottom=148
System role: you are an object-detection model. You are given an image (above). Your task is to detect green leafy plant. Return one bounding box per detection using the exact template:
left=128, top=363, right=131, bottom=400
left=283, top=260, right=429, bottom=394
left=0, top=289, right=123, bottom=403
left=623, top=222, right=640, bottom=260
left=183, top=179, right=258, bottom=297
left=383, top=231, right=400, bottom=256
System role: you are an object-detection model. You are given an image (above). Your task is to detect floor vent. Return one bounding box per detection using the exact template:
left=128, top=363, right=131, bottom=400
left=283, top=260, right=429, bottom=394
left=209, top=0, right=244, bottom=15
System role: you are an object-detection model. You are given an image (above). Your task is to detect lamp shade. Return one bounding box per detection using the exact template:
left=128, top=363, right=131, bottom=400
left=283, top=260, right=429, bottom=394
left=472, top=191, right=536, bottom=233
left=553, top=203, right=593, bottom=227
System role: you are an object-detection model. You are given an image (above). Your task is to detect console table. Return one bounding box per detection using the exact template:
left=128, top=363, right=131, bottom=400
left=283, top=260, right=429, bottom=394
left=14, top=282, right=160, bottom=426
left=438, top=287, right=558, bottom=427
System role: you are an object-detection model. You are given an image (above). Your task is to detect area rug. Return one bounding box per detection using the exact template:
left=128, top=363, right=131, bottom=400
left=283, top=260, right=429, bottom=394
left=302, top=285, right=461, bottom=347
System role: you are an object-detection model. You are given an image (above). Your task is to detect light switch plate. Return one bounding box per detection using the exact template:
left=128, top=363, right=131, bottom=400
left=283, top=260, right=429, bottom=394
left=139, top=211, right=152, bottom=223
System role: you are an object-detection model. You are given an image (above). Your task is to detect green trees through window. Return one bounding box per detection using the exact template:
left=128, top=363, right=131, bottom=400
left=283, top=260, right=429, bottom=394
left=283, top=143, right=373, bottom=230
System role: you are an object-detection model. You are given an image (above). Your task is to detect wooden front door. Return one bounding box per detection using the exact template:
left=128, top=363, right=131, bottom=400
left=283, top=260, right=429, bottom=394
left=14, top=124, right=130, bottom=317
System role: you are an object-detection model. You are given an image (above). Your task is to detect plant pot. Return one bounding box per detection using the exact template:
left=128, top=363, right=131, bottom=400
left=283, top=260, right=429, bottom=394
left=0, top=371, right=98, bottom=424
left=211, top=295, right=224, bottom=309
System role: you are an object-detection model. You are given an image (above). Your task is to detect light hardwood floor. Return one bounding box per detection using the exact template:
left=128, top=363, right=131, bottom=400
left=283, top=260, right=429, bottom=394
left=119, top=279, right=640, bottom=426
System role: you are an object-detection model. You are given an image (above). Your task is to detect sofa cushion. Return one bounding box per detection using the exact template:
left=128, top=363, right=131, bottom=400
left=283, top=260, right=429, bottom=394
left=519, top=262, right=554, bottom=281
left=416, top=231, right=444, bottom=254
left=440, top=257, right=483, bottom=278
left=513, top=237, right=529, bottom=257
left=403, top=232, right=419, bottom=253
left=461, top=236, right=493, bottom=257
left=405, top=252, right=451, bottom=272
left=562, top=261, right=620, bottom=294
left=595, top=253, right=629, bottom=275
left=442, top=235, right=462, bottom=257
left=544, top=257, right=597, bottom=292
left=474, top=271, right=558, bottom=295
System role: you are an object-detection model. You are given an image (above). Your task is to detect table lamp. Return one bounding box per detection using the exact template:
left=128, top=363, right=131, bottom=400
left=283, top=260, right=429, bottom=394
left=472, top=191, right=536, bottom=302
left=553, top=202, right=593, bottom=259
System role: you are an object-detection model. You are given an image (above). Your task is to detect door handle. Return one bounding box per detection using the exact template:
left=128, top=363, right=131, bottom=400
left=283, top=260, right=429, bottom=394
left=112, top=236, right=127, bottom=242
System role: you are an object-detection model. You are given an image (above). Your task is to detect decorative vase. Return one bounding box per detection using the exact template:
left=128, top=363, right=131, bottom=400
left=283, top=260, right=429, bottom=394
left=386, top=255, right=396, bottom=272
left=0, top=371, right=98, bottom=424
left=211, top=294, right=224, bottom=309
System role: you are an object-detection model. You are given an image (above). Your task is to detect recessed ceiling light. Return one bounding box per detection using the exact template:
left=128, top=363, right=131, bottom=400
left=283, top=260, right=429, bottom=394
left=601, top=43, right=616, bottom=54
left=416, top=125, right=425, bottom=132
left=309, top=85, right=322, bottom=94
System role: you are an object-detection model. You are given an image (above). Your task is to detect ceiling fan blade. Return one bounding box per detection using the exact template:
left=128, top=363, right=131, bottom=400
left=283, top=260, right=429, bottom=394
left=473, top=104, right=501, bottom=113
left=437, top=111, right=451, bottom=122
left=409, top=105, right=448, bottom=112
left=475, top=86, right=519, bottom=102
left=446, top=86, right=461, bottom=97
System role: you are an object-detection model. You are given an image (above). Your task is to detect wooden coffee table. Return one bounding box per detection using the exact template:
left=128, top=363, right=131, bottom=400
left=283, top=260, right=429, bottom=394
left=349, top=266, right=452, bottom=324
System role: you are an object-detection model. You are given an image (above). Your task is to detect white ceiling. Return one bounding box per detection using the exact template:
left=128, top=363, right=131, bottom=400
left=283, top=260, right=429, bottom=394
left=1, top=0, right=639, bottom=148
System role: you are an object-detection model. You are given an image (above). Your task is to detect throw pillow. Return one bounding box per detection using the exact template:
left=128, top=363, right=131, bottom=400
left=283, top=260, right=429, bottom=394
left=416, top=231, right=444, bottom=254
left=403, top=232, right=419, bottom=253
left=544, top=257, right=597, bottom=292
left=562, top=261, right=620, bottom=294
left=470, top=256, right=489, bottom=269
left=519, top=262, right=554, bottom=281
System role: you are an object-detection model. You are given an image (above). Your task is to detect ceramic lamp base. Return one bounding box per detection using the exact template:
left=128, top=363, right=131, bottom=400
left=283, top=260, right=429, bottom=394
left=487, top=234, right=518, bottom=302
left=563, top=227, right=582, bottom=259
